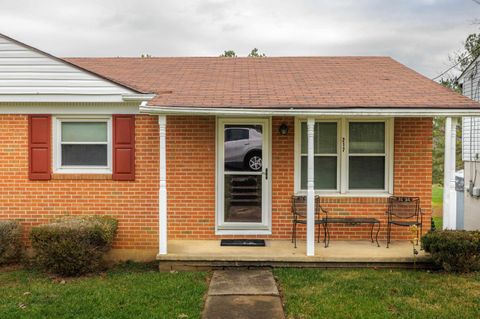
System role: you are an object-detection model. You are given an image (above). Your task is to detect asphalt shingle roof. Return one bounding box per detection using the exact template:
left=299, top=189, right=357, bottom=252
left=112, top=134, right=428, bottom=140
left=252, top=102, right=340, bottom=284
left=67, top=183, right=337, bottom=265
left=66, top=57, right=479, bottom=109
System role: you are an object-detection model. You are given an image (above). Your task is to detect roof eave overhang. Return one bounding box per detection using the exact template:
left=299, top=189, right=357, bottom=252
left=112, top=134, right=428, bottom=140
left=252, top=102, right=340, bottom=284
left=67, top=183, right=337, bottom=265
left=0, top=93, right=155, bottom=103
left=140, top=105, right=480, bottom=117
left=122, top=93, right=156, bottom=102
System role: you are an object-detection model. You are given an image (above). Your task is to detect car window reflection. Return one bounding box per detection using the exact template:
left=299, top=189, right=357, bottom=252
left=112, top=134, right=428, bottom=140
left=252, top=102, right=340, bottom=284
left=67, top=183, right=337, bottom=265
left=224, top=125, right=263, bottom=172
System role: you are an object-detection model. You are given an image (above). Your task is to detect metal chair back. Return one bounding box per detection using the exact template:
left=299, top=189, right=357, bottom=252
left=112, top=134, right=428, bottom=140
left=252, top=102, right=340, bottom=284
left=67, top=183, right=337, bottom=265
left=387, top=196, right=420, bottom=220
left=291, top=195, right=322, bottom=219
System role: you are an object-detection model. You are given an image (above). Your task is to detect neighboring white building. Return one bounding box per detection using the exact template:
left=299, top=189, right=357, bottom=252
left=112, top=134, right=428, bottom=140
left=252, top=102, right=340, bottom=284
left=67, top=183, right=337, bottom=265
left=458, top=57, right=480, bottom=230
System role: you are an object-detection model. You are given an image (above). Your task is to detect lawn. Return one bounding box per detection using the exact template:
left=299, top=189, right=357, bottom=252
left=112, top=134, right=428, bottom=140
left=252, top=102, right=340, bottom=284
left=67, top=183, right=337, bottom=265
left=432, top=185, right=443, bottom=208
left=275, top=268, right=480, bottom=319
left=432, top=184, right=443, bottom=230
left=0, top=263, right=208, bottom=319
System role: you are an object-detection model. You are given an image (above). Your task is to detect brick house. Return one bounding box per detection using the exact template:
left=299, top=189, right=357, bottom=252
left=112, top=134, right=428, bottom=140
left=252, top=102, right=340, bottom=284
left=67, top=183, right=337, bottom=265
left=1, top=33, right=479, bottom=261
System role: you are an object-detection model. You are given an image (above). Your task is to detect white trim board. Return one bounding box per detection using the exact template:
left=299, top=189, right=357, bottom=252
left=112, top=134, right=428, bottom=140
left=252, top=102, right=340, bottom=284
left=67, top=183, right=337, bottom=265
left=215, top=117, right=272, bottom=235
left=0, top=94, right=154, bottom=103
left=141, top=106, right=480, bottom=117
left=0, top=102, right=141, bottom=114
left=52, top=115, right=112, bottom=174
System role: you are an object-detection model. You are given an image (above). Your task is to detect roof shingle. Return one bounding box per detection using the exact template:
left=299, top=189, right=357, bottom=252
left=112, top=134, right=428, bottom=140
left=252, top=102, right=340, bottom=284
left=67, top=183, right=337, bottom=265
left=66, top=57, right=479, bottom=109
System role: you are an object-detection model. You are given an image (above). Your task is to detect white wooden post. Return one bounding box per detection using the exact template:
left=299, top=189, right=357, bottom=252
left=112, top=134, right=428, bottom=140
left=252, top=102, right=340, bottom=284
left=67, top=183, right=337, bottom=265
left=158, top=115, right=168, bottom=254
left=306, top=118, right=315, bottom=256
left=443, top=117, right=457, bottom=230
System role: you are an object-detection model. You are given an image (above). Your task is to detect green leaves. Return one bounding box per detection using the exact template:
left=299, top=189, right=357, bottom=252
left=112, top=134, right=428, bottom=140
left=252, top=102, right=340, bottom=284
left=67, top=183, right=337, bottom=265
left=422, top=230, right=480, bottom=272
left=30, top=216, right=118, bottom=276
left=0, top=220, right=22, bottom=265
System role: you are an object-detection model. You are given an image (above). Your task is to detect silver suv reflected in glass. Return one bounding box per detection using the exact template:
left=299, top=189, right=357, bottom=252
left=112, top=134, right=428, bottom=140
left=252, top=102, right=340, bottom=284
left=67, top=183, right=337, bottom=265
left=224, top=127, right=262, bottom=171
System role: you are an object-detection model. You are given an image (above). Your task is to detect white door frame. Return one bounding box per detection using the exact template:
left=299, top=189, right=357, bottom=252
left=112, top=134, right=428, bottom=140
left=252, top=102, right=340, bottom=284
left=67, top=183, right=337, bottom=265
left=215, top=117, right=272, bottom=235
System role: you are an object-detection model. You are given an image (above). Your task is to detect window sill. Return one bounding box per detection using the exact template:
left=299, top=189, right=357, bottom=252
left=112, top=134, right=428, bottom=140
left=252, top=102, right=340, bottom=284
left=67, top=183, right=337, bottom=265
left=51, top=173, right=112, bottom=180
left=295, top=191, right=392, bottom=198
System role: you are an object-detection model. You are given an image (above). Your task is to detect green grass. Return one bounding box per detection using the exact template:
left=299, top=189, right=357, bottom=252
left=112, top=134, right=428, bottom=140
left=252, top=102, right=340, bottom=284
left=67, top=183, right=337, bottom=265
left=432, top=185, right=443, bottom=208
left=275, top=268, right=480, bottom=319
left=432, top=216, right=443, bottom=230
left=0, top=262, right=208, bottom=319
left=432, top=185, right=443, bottom=230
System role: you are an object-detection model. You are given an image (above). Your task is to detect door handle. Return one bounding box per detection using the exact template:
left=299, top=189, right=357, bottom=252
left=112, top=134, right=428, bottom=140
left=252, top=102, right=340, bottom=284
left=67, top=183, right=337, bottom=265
left=263, top=168, right=268, bottom=180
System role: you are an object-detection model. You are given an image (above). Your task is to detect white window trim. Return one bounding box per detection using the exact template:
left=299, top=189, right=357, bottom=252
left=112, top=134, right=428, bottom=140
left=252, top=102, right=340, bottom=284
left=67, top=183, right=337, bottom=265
left=294, top=117, right=394, bottom=197
left=215, top=117, right=272, bottom=235
left=298, top=119, right=341, bottom=193
left=53, top=115, right=112, bottom=174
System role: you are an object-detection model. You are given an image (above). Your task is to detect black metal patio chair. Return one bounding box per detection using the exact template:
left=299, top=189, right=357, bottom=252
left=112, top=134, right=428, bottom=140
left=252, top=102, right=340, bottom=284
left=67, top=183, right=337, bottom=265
left=291, top=195, right=329, bottom=248
left=386, top=196, right=423, bottom=248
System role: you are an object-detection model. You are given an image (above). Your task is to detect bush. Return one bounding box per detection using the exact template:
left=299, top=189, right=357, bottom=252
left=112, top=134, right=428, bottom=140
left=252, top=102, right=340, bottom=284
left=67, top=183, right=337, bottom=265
left=30, top=216, right=118, bottom=276
left=422, top=230, right=480, bottom=272
left=0, top=220, right=22, bottom=264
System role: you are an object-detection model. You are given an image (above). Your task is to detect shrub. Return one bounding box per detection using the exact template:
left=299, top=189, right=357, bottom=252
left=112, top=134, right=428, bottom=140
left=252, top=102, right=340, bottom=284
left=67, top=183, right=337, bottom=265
left=422, top=230, right=480, bottom=272
left=30, top=216, right=118, bottom=276
left=0, top=220, right=22, bottom=264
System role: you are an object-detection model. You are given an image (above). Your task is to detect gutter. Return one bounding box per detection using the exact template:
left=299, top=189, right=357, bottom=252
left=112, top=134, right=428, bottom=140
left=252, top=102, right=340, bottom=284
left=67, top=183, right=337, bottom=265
left=139, top=105, right=480, bottom=117
left=123, top=94, right=156, bottom=102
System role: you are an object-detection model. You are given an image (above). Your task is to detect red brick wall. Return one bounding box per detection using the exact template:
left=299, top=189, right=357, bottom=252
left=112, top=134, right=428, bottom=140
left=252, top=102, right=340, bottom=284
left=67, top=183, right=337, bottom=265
left=0, top=114, right=159, bottom=249
left=0, top=115, right=432, bottom=249
left=167, top=116, right=432, bottom=241
left=167, top=116, right=216, bottom=239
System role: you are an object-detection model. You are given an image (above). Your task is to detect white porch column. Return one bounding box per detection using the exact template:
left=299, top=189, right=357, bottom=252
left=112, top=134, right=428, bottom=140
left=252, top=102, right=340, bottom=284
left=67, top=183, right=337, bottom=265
left=443, top=117, right=457, bottom=230
left=306, top=118, right=315, bottom=256
left=158, top=115, right=168, bottom=254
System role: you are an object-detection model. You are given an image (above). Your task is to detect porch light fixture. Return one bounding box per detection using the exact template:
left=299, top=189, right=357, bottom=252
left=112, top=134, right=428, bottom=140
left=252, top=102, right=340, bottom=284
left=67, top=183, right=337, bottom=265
left=279, top=123, right=289, bottom=135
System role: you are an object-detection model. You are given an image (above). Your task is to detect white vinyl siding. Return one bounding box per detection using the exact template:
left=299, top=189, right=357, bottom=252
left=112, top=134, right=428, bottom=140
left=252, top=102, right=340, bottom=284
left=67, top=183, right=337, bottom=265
left=0, top=34, right=134, bottom=100
left=462, top=117, right=480, bottom=161
left=461, top=61, right=480, bottom=162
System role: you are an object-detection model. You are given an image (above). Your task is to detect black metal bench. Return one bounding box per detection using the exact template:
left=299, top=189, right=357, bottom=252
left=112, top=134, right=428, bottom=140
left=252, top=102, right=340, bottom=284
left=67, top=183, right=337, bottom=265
left=323, top=218, right=380, bottom=248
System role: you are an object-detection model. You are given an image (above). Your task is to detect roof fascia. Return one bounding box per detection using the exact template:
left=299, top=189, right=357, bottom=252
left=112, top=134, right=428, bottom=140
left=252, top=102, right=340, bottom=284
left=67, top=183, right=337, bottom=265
left=140, top=105, right=480, bottom=117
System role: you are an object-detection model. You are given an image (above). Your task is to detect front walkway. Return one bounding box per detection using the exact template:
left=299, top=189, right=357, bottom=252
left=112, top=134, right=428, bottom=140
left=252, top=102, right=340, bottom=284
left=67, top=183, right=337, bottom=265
left=158, top=240, right=430, bottom=270
left=202, top=270, right=285, bottom=319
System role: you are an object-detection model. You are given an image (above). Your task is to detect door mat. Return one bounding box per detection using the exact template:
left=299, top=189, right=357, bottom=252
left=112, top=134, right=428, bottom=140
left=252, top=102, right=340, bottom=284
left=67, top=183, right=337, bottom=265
left=220, top=239, right=266, bottom=247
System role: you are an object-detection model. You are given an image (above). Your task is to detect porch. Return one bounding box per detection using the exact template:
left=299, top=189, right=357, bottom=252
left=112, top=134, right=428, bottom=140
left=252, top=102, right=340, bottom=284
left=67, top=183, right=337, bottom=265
left=157, top=240, right=431, bottom=270
left=154, top=114, right=460, bottom=258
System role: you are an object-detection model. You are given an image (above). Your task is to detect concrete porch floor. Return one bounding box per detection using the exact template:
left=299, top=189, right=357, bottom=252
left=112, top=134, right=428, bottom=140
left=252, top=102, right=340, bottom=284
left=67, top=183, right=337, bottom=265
left=157, top=240, right=431, bottom=270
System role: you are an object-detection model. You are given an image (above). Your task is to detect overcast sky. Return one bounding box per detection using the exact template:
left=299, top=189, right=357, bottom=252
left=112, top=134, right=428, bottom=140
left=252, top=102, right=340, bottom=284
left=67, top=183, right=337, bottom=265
left=1, top=0, right=479, bottom=78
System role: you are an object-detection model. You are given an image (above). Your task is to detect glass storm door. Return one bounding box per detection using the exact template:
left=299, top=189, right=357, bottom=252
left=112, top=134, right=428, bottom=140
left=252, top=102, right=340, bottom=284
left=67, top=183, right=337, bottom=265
left=217, top=119, right=271, bottom=233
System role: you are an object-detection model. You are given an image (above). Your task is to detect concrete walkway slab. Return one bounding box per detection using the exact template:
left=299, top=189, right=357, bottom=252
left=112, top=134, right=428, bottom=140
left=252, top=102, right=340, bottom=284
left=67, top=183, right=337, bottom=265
left=208, top=270, right=279, bottom=296
left=202, top=269, right=285, bottom=319
left=203, top=295, right=285, bottom=319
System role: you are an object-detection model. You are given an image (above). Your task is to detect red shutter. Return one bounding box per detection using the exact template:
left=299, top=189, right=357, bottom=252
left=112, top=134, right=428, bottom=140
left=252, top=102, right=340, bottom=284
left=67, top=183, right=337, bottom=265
left=113, top=115, right=135, bottom=181
left=28, top=115, right=51, bottom=180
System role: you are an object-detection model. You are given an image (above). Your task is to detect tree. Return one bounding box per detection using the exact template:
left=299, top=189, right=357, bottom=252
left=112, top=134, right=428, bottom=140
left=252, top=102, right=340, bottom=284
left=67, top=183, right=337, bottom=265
left=455, top=33, right=480, bottom=70
left=219, top=50, right=237, bottom=57
left=248, top=48, right=266, bottom=57
left=219, top=48, right=267, bottom=57
left=433, top=32, right=480, bottom=184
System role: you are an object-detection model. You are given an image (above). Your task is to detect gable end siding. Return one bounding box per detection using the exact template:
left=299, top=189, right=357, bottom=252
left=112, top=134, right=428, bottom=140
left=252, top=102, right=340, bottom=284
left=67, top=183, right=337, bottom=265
left=461, top=64, right=480, bottom=161
left=0, top=35, right=134, bottom=97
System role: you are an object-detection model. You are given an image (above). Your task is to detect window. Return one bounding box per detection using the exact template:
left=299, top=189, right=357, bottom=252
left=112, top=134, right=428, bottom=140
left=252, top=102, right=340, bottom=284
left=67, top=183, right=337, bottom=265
left=300, top=122, right=339, bottom=190
left=348, top=122, right=386, bottom=190
left=225, top=128, right=249, bottom=142
left=54, top=117, right=112, bottom=173
left=297, top=119, right=392, bottom=195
